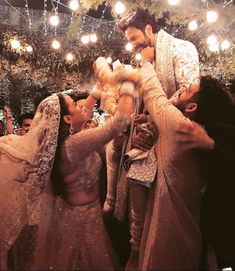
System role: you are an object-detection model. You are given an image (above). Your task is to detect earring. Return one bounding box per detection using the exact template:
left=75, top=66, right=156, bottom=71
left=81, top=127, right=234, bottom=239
left=69, top=124, right=74, bottom=135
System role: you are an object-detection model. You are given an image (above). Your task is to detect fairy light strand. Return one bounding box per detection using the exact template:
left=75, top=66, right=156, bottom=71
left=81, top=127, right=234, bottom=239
left=25, top=0, right=32, bottom=29
left=43, top=0, right=48, bottom=35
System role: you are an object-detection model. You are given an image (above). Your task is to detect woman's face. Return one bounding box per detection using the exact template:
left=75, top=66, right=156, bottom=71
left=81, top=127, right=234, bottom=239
left=63, top=95, right=92, bottom=131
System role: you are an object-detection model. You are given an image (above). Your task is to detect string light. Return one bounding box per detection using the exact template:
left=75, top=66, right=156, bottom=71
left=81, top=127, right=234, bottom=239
left=81, top=35, right=89, bottom=44
left=43, top=0, right=48, bottom=35
left=49, top=15, right=59, bottom=27
left=10, top=39, right=21, bottom=50
left=66, top=52, right=74, bottom=61
left=25, top=0, right=32, bottom=29
left=168, top=0, right=181, bottom=5
left=26, top=45, right=33, bottom=52
left=221, top=40, right=231, bottom=50
left=188, top=20, right=198, bottom=31
left=51, top=39, right=61, bottom=49
left=90, top=33, right=98, bottom=43
left=207, top=34, right=218, bottom=45
left=135, top=53, right=142, bottom=61
left=114, top=1, right=126, bottom=14
left=69, top=0, right=79, bottom=11
left=207, top=11, right=218, bottom=23
left=125, top=43, right=133, bottom=51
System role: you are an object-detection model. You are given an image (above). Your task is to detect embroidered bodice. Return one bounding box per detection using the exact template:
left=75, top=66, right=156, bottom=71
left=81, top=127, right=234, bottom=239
left=62, top=112, right=130, bottom=192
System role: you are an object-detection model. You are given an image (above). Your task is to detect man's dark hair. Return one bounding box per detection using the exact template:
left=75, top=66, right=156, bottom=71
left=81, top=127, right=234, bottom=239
left=117, top=9, right=160, bottom=34
left=195, top=75, right=235, bottom=127
left=0, top=120, right=4, bottom=125
left=18, top=112, right=35, bottom=127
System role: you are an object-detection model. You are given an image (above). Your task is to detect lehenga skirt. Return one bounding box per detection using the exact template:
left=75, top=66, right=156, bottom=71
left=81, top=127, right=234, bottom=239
left=31, top=191, right=120, bottom=270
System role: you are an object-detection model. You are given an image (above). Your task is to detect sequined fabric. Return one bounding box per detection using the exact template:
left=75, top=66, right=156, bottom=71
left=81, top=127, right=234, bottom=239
left=30, top=111, right=130, bottom=270
left=0, top=94, right=60, bottom=269
left=32, top=193, right=119, bottom=270
left=139, top=62, right=204, bottom=270
left=155, top=29, right=199, bottom=98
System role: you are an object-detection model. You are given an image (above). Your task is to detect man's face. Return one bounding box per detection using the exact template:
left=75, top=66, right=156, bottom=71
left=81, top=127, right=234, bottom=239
left=125, top=26, right=151, bottom=53
left=174, top=82, right=200, bottom=112
left=22, top=118, right=33, bottom=133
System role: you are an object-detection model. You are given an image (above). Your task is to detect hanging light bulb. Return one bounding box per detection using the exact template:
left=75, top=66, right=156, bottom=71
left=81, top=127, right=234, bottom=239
left=49, top=15, right=59, bottom=26
left=125, top=43, right=133, bottom=51
left=206, top=11, right=218, bottom=23
left=66, top=52, right=74, bottom=61
left=168, top=0, right=180, bottom=5
left=81, top=35, right=89, bottom=44
left=90, top=33, right=97, bottom=43
left=221, top=40, right=230, bottom=50
left=114, top=1, right=126, bottom=14
left=69, top=0, right=79, bottom=11
left=51, top=39, right=61, bottom=50
left=207, top=34, right=218, bottom=46
left=26, top=45, right=33, bottom=53
left=10, top=39, right=21, bottom=49
left=106, top=57, right=112, bottom=64
left=135, top=53, right=142, bottom=61
left=188, top=20, right=198, bottom=31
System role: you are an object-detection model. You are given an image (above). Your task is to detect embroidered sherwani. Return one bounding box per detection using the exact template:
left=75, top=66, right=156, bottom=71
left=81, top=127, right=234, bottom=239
left=139, top=62, right=204, bottom=270
left=114, top=30, right=199, bottom=221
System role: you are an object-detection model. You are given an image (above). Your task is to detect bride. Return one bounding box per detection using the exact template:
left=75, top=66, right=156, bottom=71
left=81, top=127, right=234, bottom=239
left=0, top=59, right=138, bottom=270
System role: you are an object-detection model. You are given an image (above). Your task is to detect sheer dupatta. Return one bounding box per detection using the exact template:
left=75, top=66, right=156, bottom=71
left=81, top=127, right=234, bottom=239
left=0, top=94, right=60, bottom=268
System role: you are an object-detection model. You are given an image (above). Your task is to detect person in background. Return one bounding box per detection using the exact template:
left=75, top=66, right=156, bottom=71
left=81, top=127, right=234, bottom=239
left=0, top=105, right=14, bottom=136
left=17, top=112, right=34, bottom=136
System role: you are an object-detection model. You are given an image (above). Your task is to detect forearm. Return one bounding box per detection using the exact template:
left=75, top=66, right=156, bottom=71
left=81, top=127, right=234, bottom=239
left=6, top=118, right=13, bottom=134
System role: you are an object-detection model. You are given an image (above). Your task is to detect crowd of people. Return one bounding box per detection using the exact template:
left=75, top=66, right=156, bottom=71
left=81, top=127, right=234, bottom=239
left=0, top=8, right=235, bottom=271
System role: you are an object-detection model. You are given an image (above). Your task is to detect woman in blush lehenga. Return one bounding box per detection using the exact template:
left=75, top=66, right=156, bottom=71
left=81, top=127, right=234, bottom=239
left=0, top=61, right=138, bottom=270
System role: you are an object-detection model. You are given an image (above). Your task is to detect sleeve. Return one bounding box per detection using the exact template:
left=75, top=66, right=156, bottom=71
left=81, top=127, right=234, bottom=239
left=172, top=39, right=200, bottom=89
left=139, top=62, right=190, bottom=136
left=64, top=112, right=130, bottom=162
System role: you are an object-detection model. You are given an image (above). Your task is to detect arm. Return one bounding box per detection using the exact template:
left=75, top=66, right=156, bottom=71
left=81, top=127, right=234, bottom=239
left=65, top=83, right=135, bottom=161
left=139, top=62, right=186, bottom=135
left=3, top=106, right=14, bottom=134
left=175, top=121, right=215, bottom=150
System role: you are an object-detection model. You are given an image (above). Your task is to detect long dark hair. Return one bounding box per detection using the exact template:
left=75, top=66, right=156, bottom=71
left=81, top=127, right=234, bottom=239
left=195, top=75, right=235, bottom=127
left=50, top=92, right=89, bottom=195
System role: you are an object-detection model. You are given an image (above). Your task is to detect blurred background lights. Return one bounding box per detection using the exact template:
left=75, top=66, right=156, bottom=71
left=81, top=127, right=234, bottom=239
left=81, top=35, right=89, bottom=44
left=168, top=0, right=181, bottom=5
left=66, top=52, right=74, bottom=61
left=69, top=0, right=79, bottom=11
left=114, top=1, right=126, bottom=14
left=26, top=45, right=33, bottom=52
left=207, top=34, right=218, bottom=45
left=208, top=44, right=219, bottom=52
left=10, top=39, right=21, bottom=49
left=188, top=20, right=198, bottom=31
left=51, top=39, right=61, bottom=49
left=90, top=33, right=97, bottom=43
left=125, top=43, right=133, bottom=51
left=135, top=53, right=142, bottom=61
left=221, top=40, right=230, bottom=50
left=106, top=56, right=112, bottom=64
left=49, top=15, right=59, bottom=26
left=207, top=11, right=218, bottom=23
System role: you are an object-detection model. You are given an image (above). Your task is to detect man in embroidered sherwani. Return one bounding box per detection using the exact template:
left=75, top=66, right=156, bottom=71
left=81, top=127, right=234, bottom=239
left=137, top=61, right=214, bottom=270
left=104, top=8, right=200, bottom=267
